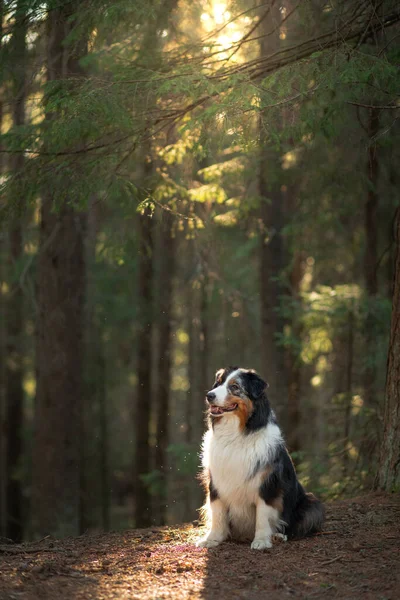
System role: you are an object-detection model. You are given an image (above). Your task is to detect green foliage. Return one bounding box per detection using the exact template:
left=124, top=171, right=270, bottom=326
left=1, top=0, right=399, bottom=534
left=188, top=183, right=227, bottom=204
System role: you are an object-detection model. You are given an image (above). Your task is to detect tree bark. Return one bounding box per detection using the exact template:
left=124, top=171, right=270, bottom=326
left=5, top=226, right=24, bottom=542
left=387, top=160, right=396, bottom=300
left=185, top=237, right=205, bottom=520
left=134, top=205, right=154, bottom=528
left=365, top=108, right=380, bottom=290
left=343, top=306, right=354, bottom=476
left=5, top=0, right=27, bottom=541
left=364, top=107, right=380, bottom=410
left=155, top=211, right=175, bottom=525
left=81, top=198, right=109, bottom=532
left=258, top=6, right=286, bottom=404
left=375, top=208, right=400, bottom=491
left=31, top=3, right=87, bottom=538
left=0, top=0, right=6, bottom=538
left=185, top=273, right=196, bottom=521
left=199, top=272, right=209, bottom=389
left=98, top=347, right=109, bottom=531
left=285, top=251, right=305, bottom=454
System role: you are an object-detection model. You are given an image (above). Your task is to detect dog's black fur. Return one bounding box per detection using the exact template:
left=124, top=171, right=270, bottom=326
left=209, top=366, right=325, bottom=539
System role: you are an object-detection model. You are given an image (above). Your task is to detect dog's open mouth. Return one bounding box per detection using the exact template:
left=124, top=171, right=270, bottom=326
left=210, top=403, right=238, bottom=416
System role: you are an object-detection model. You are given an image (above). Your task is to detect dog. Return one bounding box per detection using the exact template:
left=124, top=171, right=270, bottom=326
left=196, top=366, right=324, bottom=550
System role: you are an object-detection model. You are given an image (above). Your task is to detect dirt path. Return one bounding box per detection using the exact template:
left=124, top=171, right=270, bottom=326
left=1, top=493, right=399, bottom=600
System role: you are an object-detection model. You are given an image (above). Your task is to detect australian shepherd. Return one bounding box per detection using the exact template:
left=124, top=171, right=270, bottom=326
left=197, top=366, right=325, bottom=550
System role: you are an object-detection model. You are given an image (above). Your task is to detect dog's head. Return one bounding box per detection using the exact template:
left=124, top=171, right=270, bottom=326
left=206, top=367, right=270, bottom=430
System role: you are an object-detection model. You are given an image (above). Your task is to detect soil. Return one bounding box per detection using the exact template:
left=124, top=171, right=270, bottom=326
left=0, top=493, right=399, bottom=600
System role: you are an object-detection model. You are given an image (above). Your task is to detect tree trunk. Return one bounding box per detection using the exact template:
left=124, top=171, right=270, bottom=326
left=155, top=211, right=175, bottom=525
left=185, top=274, right=196, bottom=521
left=5, top=226, right=24, bottom=542
left=364, top=107, right=380, bottom=410
left=81, top=198, right=109, bottom=532
left=31, top=3, right=87, bottom=538
left=134, top=205, right=154, bottom=528
left=285, top=251, right=305, bottom=454
left=186, top=276, right=195, bottom=450
left=365, top=111, right=380, bottom=289
left=185, top=238, right=204, bottom=520
left=258, top=6, right=286, bottom=405
left=5, top=0, right=27, bottom=541
left=375, top=208, right=400, bottom=491
left=0, top=0, right=6, bottom=537
left=98, top=348, right=109, bottom=531
left=343, top=306, right=354, bottom=476
left=387, top=161, right=396, bottom=300
left=199, top=268, right=209, bottom=390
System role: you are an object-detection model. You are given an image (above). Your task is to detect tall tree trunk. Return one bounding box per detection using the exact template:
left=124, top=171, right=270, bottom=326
left=134, top=205, right=154, bottom=528
left=185, top=274, right=195, bottom=521
left=185, top=236, right=204, bottom=520
left=387, top=160, right=396, bottom=300
left=155, top=211, right=175, bottom=525
left=31, top=3, right=87, bottom=538
left=5, top=0, right=27, bottom=541
left=199, top=270, right=209, bottom=389
left=81, top=198, right=109, bottom=532
left=364, top=107, right=380, bottom=410
left=5, top=229, right=24, bottom=541
left=98, top=348, right=109, bottom=531
left=375, top=208, right=400, bottom=491
left=186, top=276, right=195, bottom=451
left=258, top=6, right=286, bottom=406
left=0, top=0, right=6, bottom=537
left=285, top=251, right=305, bottom=454
left=343, top=306, right=354, bottom=476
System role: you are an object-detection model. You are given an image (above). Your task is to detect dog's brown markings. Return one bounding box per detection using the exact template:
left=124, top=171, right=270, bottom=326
left=269, top=492, right=283, bottom=514
left=232, top=396, right=253, bottom=431
left=198, top=467, right=210, bottom=492
left=259, top=466, right=272, bottom=479
left=212, top=415, right=224, bottom=427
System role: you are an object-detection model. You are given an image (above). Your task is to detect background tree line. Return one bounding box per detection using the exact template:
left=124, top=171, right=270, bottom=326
left=0, top=0, right=399, bottom=541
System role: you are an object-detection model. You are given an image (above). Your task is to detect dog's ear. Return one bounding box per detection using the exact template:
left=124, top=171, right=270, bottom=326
left=215, top=368, right=225, bottom=382
left=246, top=371, right=268, bottom=399
left=212, top=368, right=225, bottom=388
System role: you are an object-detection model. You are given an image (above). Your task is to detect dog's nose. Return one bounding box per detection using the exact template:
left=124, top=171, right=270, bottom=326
left=206, top=392, right=216, bottom=403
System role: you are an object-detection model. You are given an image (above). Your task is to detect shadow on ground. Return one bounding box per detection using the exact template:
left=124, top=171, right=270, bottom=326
left=0, top=493, right=399, bottom=600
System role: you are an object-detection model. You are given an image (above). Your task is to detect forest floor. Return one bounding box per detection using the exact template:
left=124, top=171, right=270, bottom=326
left=0, top=493, right=399, bottom=600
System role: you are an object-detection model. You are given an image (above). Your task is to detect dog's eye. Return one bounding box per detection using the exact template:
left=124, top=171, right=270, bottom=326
left=230, top=384, right=240, bottom=394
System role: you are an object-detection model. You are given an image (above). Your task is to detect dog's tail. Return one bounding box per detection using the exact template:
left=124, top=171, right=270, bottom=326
left=292, top=492, right=325, bottom=538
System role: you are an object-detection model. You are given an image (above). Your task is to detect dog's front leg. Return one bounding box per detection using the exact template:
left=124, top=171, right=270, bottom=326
left=196, top=499, right=229, bottom=548
left=251, top=498, right=279, bottom=550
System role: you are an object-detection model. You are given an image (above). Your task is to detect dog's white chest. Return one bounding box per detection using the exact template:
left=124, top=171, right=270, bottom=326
left=208, top=431, right=259, bottom=502
left=202, top=420, right=282, bottom=539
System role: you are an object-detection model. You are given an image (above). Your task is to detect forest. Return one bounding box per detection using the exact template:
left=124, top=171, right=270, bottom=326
left=0, top=0, right=400, bottom=575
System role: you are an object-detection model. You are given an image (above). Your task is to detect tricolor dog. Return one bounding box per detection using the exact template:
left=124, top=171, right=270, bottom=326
left=197, top=367, right=324, bottom=550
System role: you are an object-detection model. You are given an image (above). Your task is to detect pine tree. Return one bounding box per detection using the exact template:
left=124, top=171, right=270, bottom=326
left=375, top=208, right=400, bottom=491
left=31, top=1, right=88, bottom=538
left=155, top=210, right=175, bottom=524
left=5, top=0, right=27, bottom=542
left=134, top=202, right=154, bottom=528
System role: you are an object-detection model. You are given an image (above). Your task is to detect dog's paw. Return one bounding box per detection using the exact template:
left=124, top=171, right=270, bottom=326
left=196, top=537, right=222, bottom=549
left=251, top=538, right=273, bottom=550
left=273, top=533, right=287, bottom=543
